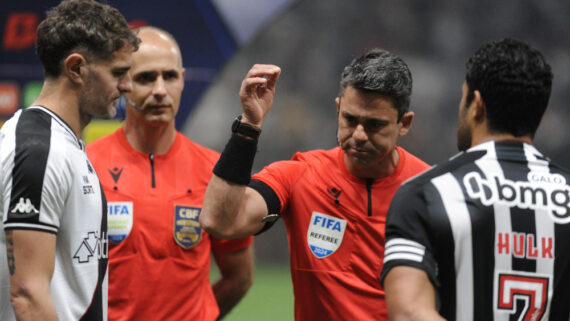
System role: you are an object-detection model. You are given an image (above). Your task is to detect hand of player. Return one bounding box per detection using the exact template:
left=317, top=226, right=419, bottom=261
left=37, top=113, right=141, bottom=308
left=239, top=64, right=281, bottom=128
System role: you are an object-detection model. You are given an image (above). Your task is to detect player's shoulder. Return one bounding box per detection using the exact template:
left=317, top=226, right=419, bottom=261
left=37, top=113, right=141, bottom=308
left=550, top=162, right=570, bottom=178
left=25, top=107, right=86, bottom=157
left=399, top=149, right=487, bottom=193
left=5, top=107, right=52, bottom=142
left=0, top=111, right=21, bottom=167
left=0, top=110, right=21, bottom=149
left=12, top=107, right=77, bottom=157
left=0, top=109, right=22, bottom=135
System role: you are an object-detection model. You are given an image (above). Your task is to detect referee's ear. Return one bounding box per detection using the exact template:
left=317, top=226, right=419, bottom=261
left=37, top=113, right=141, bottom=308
left=398, top=111, right=414, bottom=137
left=335, top=96, right=341, bottom=113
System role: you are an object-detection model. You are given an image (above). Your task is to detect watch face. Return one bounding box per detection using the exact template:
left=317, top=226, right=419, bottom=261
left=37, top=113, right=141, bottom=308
left=231, top=115, right=261, bottom=139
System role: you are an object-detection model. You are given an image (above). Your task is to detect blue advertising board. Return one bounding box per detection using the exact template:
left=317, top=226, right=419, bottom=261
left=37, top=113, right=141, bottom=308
left=0, top=0, right=240, bottom=129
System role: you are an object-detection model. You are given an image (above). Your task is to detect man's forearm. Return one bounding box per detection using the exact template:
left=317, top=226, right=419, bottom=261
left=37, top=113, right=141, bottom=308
left=11, top=287, right=58, bottom=321
left=7, top=230, right=58, bottom=321
left=212, top=246, right=254, bottom=320
left=201, top=175, right=249, bottom=238
left=201, top=64, right=281, bottom=239
left=385, top=266, right=445, bottom=321
left=212, top=274, right=252, bottom=320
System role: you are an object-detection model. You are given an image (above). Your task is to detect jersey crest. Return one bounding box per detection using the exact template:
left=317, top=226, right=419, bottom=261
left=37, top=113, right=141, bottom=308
left=107, top=201, right=133, bottom=243
left=307, top=211, right=347, bottom=258
left=173, top=205, right=202, bottom=249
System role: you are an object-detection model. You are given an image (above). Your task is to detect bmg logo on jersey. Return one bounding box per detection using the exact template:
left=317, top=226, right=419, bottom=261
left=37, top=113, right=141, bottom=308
left=307, top=212, right=347, bottom=259
left=73, top=231, right=108, bottom=263
left=464, top=171, right=570, bottom=224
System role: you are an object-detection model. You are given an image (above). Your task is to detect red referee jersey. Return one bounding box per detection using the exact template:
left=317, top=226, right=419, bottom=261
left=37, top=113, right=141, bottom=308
left=87, top=129, right=252, bottom=321
left=252, top=146, right=429, bottom=321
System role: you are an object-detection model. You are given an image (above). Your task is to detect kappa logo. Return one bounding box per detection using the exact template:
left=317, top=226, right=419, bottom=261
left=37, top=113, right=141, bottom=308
left=109, top=167, right=123, bottom=184
left=73, top=231, right=108, bottom=263
left=10, top=197, right=39, bottom=214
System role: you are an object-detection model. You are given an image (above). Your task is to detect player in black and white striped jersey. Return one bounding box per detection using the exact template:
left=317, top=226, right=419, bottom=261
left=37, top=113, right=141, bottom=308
left=381, top=38, right=570, bottom=320
left=0, top=1, right=139, bottom=320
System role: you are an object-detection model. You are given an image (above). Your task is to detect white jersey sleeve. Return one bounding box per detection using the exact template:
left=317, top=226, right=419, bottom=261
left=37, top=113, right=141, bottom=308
left=1, top=109, right=71, bottom=234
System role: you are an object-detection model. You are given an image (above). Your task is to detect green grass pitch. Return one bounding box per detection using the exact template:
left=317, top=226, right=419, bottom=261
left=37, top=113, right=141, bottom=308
left=211, top=263, right=294, bottom=321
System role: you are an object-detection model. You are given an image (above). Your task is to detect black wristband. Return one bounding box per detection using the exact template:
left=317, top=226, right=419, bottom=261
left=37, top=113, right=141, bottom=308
left=213, top=133, right=258, bottom=185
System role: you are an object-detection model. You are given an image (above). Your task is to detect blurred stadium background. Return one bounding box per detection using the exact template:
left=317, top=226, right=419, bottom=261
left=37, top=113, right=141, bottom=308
left=2, top=0, right=569, bottom=319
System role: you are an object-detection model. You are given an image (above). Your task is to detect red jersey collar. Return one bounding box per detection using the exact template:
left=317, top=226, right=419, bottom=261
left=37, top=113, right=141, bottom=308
left=115, top=127, right=183, bottom=158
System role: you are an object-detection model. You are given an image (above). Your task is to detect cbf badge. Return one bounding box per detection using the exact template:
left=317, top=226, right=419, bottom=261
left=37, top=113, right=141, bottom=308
left=307, top=211, right=347, bottom=258
left=174, top=205, right=202, bottom=249
left=107, top=202, right=133, bottom=243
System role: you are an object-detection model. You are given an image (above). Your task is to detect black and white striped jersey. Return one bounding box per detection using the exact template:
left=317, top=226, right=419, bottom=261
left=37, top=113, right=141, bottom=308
left=381, top=141, right=570, bottom=321
left=0, top=106, right=108, bottom=321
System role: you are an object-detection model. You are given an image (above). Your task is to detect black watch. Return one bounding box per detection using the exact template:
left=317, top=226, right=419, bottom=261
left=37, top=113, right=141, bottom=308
left=231, top=115, right=261, bottom=140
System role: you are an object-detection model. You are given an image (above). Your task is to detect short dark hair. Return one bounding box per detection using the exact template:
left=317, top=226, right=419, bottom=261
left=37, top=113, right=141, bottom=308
left=36, top=0, right=140, bottom=78
left=339, top=48, right=413, bottom=120
left=465, top=38, right=553, bottom=138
